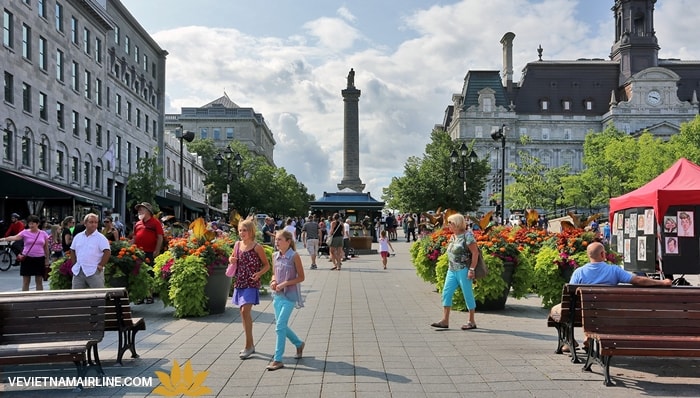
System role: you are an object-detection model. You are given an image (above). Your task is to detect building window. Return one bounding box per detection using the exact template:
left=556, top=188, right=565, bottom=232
left=95, top=165, right=101, bottom=189
left=56, top=101, right=64, bottom=129
left=96, top=123, right=102, bottom=147
left=151, top=62, right=156, bottom=78
left=113, top=25, right=119, bottom=45
left=83, top=161, right=90, bottom=186
left=143, top=54, right=148, bottom=71
left=38, top=0, right=47, bottom=18
left=82, top=27, right=90, bottom=54
left=56, top=150, right=64, bottom=177
left=84, top=70, right=91, bottom=99
left=71, top=156, right=79, bottom=183
left=541, top=152, right=552, bottom=167
left=3, top=10, right=13, bottom=48
left=474, top=126, right=483, bottom=138
left=39, top=141, right=47, bottom=172
left=124, top=35, right=130, bottom=54
left=152, top=120, right=157, bottom=139
left=2, top=129, right=12, bottom=161
left=22, top=82, right=31, bottom=113
left=95, top=78, right=102, bottom=106
left=136, top=109, right=141, bottom=128
left=126, top=101, right=132, bottom=122
left=71, top=61, right=79, bottom=91
left=483, top=98, right=492, bottom=112
left=95, top=37, right=102, bottom=63
left=39, top=91, right=47, bottom=120
left=213, top=128, right=221, bottom=140
left=55, top=3, right=63, bottom=32
left=145, top=115, right=149, bottom=134
left=84, top=117, right=91, bottom=142
left=200, top=128, right=208, bottom=139
left=4, top=72, right=13, bottom=104
left=38, top=36, right=47, bottom=70
left=56, top=49, right=64, bottom=81
left=540, top=99, right=549, bottom=111
left=72, top=111, right=79, bottom=137
left=134, top=45, right=139, bottom=63
left=70, top=16, right=77, bottom=44
left=21, top=136, right=30, bottom=167
left=584, top=100, right=593, bottom=111
left=562, top=100, right=571, bottom=111
left=115, top=93, right=122, bottom=115
left=541, top=128, right=550, bottom=140
left=22, top=24, right=31, bottom=60
left=226, top=127, right=234, bottom=139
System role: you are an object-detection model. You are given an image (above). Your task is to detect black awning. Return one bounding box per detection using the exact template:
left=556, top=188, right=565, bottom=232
left=0, top=169, right=110, bottom=206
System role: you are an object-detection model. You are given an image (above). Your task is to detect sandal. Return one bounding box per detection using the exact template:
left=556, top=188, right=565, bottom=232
left=430, top=322, right=448, bottom=329
left=461, top=322, right=477, bottom=330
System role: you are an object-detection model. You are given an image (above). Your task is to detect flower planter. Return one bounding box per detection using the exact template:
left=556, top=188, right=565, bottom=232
left=204, top=265, right=232, bottom=315
left=349, top=236, right=372, bottom=250
left=476, top=262, right=515, bottom=311
left=108, top=275, right=129, bottom=288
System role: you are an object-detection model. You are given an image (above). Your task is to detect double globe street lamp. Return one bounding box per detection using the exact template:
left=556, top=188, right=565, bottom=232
left=177, top=128, right=196, bottom=221
left=214, top=147, right=242, bottom=216
left=450, top=142, right=478, bottom=212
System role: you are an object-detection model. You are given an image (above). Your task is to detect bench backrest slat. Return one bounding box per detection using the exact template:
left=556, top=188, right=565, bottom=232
left=578, top=286, right=700, bottom=337
left=0, top=296, right=105, bottom=345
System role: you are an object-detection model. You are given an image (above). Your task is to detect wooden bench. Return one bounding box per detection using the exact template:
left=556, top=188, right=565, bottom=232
left=577, top=286, right=700, bottom=386
left=0, top=288, right=146, bottom=366
left=547, top=284, right=585, bottom=362
left=0, top=293, right=106, bottom=379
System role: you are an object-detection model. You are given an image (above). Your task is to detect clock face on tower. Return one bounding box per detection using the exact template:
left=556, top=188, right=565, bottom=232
left=647, top=90, right=662, bottom=106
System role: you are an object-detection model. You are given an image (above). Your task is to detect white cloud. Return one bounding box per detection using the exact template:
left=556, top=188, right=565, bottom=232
left=151, top=0, right=700, bottom=203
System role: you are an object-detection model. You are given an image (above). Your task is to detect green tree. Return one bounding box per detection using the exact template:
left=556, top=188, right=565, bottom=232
left=381, top=129, right=488, bottom=213
left=126, top=150, right=170, bottom=212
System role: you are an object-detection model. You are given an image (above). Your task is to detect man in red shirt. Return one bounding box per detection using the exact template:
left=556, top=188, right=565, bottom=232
left=4, top=213, right=26, bottom=262
left=132, top=202, right=164, bottom=261
left=131, top=203, right=163, bottom=304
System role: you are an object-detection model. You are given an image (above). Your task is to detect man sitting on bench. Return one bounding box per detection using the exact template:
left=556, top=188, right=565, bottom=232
left=550, top=241, right=671, bottom=352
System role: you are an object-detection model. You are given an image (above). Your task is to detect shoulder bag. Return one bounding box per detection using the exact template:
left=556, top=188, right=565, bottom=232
left=463, top=232, right=488, bottom=279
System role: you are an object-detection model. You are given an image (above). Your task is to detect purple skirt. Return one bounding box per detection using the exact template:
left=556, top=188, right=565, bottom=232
left=232, top=287, right=260, bottom=307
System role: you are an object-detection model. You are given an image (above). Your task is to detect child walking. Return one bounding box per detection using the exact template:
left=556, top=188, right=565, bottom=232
left=378, top=230, right=395, bottom=269
left=229, top=219, right=271, bottom=360
left=267, top=230, right=306, bottom=371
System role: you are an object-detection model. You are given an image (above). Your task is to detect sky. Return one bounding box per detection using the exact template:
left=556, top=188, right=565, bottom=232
left=118, top=0, right=700, bottom=201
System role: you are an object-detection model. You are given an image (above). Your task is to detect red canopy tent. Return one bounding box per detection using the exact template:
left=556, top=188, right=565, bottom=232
left=609, top=158, right=700, bottom=223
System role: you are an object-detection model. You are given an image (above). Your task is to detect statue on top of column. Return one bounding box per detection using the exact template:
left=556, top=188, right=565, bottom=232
left=347, top=68, right=355, bottom=88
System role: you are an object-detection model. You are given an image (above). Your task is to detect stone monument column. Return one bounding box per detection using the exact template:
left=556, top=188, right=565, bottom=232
left=338, top=68, right=366, bottom=192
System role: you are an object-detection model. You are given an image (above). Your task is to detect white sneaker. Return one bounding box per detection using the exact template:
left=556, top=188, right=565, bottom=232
left=239, top=346, right=255, bottom=359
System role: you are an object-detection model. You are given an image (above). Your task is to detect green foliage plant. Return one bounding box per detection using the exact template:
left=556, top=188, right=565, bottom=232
left=49, top=256, right=73, bottom=290
left=169, top=256, right=209, bottom=318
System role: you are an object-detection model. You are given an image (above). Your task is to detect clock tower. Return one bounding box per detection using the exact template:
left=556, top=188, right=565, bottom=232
left=610, top=0, right=660, bottom=86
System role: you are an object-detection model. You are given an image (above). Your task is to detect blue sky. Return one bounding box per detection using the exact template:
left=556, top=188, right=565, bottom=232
left=119, top=0, right=700, bottom=200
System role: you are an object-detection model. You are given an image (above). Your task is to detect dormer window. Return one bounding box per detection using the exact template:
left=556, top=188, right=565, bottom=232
left=540, top=99, right=549, bottom=111
left=562, top=100, right=571, bottom=111
left=584, top=99, right=593, bottom=111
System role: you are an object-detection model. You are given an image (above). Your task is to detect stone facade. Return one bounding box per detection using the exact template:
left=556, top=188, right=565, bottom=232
left=442, top=0, right=700, bottom=216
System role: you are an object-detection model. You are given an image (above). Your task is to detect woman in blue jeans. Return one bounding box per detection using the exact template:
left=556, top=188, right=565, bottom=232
left=430, top=213, right=479, bottom=330
left=267, top=230, right=306, bottom=371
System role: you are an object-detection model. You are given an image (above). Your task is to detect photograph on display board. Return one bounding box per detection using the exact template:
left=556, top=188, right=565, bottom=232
left=624, top=217, right=630, bottom=234
left=677, top=211, right=694, bottom=237
left=665, top=237, right=679, bottom=255
left=644, top=209, right=654, bottom=235
left=637, top=238, right=646, bottom=261
left=637, top=214, right=646, bottom=232
left=616, top=213, right=624, bottom=231
left=616, top=231, right=624, bottom=252
left=624, top=239, right=631, bottom=262
left=663, top=215, right=678, bottom=234
left=629, top=214, right=637, bottom=238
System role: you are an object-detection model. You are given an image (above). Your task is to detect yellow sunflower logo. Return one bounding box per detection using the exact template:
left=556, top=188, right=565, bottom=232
left=153, top=359, right=212, bottom=396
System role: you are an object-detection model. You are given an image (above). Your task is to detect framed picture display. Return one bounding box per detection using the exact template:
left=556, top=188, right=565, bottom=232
left=637, top=238, right=647, bottom=261
left=665, top=236, right=679, bottom=254
left=629, top=214, right=637, bottom=238
left=677, top=211, right=694, bottom=237
left=616, top=213, right=624, bottom=231
left=643, top=209, right=654, bottom=235
left=663, top=215, right=678, bottom=234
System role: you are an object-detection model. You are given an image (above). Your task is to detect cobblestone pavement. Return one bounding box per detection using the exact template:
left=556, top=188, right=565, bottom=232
left=1, top=232, right=699, bottom=397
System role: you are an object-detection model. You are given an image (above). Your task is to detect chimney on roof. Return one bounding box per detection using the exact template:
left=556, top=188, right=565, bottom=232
left=500, top=32, right=515, bottom=93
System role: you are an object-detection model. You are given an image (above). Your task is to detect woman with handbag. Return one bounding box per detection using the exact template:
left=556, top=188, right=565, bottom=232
left=430, top=213, right=479, bottom=330
left=0, top=214, right=50, bottom=291
left=328, top=213, right=344, bottom=270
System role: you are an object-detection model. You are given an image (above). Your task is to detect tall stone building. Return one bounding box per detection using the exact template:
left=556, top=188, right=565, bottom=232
left=165, top=93, right=276, bottom=166
left=442, top=0, right=700, bottom=216
left=0, top=0, right=206, bottom=222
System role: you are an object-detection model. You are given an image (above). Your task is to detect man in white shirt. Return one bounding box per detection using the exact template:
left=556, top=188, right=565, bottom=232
left=343, top=218, right=351, bottom=260
left=70, top=213, right=111, bottom=288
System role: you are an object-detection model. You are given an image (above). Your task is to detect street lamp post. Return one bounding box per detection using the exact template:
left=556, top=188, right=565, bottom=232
left=450, top=142, right=478, bottom=212
left=177, top=128, right=195, bottom=221
left=491, top=124, right=507, bottom=223
left=214, top=147, right=242, bottom=215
